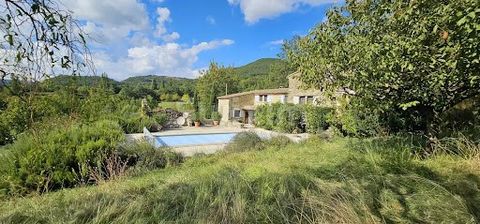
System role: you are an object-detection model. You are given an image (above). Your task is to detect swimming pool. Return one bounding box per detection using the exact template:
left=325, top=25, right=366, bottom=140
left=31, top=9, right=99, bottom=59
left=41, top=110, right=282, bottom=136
left=153, top=133, right=237, bottom=147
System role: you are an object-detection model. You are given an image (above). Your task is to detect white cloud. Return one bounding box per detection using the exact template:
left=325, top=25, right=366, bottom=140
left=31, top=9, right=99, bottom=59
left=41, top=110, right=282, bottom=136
left=57, top=1, right=234, bottom=80
left=228, top=0, right=336, bottom=24
left=206, top=15, right=216, bottom=25
left=61, top=0, right=149, bottom=42
left=162, top=32, right=180, bottom=42
left=155, top=7, right=171, bottom=36
left=268, top=39, right=284, bottom=45
left=94, top=39, right=234, bottom=80
left=154, top=7, right=182, bottom=43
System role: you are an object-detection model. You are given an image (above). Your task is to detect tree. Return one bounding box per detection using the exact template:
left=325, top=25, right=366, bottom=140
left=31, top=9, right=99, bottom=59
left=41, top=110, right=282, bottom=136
left=0, top=0, right=91, bottom=126
left=1, top=0, right=90, bottom=83
left=286, top=0, right=480, bottom=137
left=151, top=79, right=158, bottom=90
left=196, top=62, right=236, bottom=118
left=181, top=93, right=190, bottom=103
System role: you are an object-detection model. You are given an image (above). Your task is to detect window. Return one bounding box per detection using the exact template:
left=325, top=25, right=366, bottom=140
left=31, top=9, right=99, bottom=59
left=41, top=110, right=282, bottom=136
left=299, top=96, right=314, bottom=104
left=299, top=96, right=306, bottom=104
left=307, top=96, right=314, bottom=104
left=259, top=95, right=268, bottom=102
left=233, top=109, right=241, bottom=118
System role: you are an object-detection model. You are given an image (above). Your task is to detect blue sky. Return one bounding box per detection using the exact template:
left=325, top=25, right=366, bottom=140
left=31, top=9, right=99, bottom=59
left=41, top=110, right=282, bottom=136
left=61, top=0, right=339, bottom=80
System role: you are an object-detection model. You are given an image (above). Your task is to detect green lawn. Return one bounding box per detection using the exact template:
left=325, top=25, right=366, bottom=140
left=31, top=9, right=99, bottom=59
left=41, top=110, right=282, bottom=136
left=0, top=137, right=479, bottom=223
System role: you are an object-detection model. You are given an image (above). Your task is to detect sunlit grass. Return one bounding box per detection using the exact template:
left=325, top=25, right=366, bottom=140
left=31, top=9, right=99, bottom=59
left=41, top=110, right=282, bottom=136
left=0, top=137, right=479, bottom=223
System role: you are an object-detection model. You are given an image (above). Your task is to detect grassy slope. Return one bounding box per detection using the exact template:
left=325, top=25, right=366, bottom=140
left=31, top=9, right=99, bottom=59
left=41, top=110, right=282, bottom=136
left=0, top=138, right=479, bottom=223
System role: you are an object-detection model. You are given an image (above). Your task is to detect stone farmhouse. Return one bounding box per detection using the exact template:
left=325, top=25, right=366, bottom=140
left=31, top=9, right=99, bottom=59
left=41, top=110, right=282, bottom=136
left=217, top=71, right=324, bottom=125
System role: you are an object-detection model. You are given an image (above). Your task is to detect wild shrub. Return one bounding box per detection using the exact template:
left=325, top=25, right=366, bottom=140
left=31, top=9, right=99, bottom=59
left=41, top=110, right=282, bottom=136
left=305, top=105, right=333, bottom=134
left=264, top=135, right=292, bottom=148
left=117, top=141, right=183, bottom=171
left=0, top=120, right=125, bottom=196
left=254, top=105, right=269, bottom=128
left=225, top=132, right=264, bottom=152
left=276, top=104, right=303, bottom=133
left=328, top=99, right=381, bottom=137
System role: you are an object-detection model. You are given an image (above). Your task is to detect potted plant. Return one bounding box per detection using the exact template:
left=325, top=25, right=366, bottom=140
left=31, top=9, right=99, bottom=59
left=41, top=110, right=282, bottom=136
left=212, top=111, right=222, bottom=126
left=191, top=112, right=201, bottom=127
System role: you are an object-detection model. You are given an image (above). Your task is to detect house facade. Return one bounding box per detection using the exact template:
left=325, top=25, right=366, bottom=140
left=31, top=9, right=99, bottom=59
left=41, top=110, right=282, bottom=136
left=217, top=72, right=324, bottom=125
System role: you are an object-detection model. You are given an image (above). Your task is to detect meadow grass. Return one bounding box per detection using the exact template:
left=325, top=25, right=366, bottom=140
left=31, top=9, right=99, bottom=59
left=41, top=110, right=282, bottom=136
left=0, top=137, right=479, bottom=223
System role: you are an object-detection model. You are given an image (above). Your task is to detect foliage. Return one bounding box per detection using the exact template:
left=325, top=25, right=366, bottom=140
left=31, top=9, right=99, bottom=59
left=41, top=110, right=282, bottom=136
left=256, top=103, right=332, bottom=134
left=328, top=98, right=382, bottom=137
left=276, top=103, right=303, bottom=133
left=1, top=137, right=479, bottom=223
left=190, top=112, right=201, bottom=122
left=286, top=0, right=480, bottom=136
left=264, top=135, right=292, bottom=148
left=181, top=93, right=190, bottom=103
left=121, top=75, right=196, bottom=98
left=225, top=132, right=264, bottom=152
left=304, top=105, right=333, bottom=134
left=0, top=120, right=125, bottom=196
left=117, top=141, right=183, bottom=171
left=0, top=0, right=90, bottom=82
left=196, top=62, right=237, bottom=119
left=232, top=58, right=294, bottom=91
left=211, top=111, right=222, bottom=121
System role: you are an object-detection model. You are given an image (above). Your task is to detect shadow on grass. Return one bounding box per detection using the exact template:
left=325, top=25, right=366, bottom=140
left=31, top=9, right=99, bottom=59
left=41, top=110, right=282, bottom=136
left=306, top=137, right=480, bottom=223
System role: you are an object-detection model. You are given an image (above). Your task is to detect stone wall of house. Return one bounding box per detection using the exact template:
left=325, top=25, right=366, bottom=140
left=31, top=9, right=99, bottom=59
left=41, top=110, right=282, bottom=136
left=218, top=99, right=230, bottom=123
left=287, top=73, right=323, bottom=104
left=253, top=93, right=287, bottom=106
left=230, top=93, right=254, bottom=109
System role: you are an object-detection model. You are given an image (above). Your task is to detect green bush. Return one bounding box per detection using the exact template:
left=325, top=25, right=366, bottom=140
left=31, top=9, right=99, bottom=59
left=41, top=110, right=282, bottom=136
left=117, top=141, right=183, bottom=171
left=254, top=105, right=269, bottom=128
left=211, top=111, right=222, bottom=121
left=276, top=104, right=303, bottom=133
left=117, top=114, right=159, bottom=133
left=328, top=98, right=381, bottom=137
left=304, top=105, right=333, bottom=134
left=264, top=135, right=292, bottom=148
left=256, top=103, right=300, bottom=132
left=0, top=120, right=125, bottom=196
left=225, top=132, right=264, bottom=152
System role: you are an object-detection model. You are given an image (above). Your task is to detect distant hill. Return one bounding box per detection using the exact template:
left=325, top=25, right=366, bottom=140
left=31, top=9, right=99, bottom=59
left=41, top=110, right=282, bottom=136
left=121, top=75, right=196, bottom=96
left=41, top=75, right=119, bottom=91
left=121, top=75, right=194, bottom=85
left=233, top=58, right=285, bottom=76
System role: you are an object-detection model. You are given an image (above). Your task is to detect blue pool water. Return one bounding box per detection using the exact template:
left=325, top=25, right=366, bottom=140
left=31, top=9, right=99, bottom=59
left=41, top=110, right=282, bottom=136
left=154, top=133, right=237, bottom=147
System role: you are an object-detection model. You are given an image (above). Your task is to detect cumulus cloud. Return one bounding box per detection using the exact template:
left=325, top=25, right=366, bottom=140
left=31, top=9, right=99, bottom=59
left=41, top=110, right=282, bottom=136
left=154, top=7, right=181, bottom=42
left=94, top=39, right=235, bottom=80
left=58, top=0, right=234, bottom=80
left=60, top=0, right=149, bottom=42
left=228, top=0, right=336, bottom=24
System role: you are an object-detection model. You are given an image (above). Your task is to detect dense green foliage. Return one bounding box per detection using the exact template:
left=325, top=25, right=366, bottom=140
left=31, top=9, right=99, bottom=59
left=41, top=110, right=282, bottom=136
left=286, top=0, right=480, bottom=136
left=304, top=105, right=333, bottom=134
left=255, top=103, right=333, bottom=134
left=0, top=120, right=125, bottom=195
left=225, top=132, right=265, bottom=152
left=233, top=58, right=283, bottom=76
left=196, top=62, right=237, bottom=118
left=121, top=75, right=196, bottom=98
left=1, top=137, right=479, bottom=223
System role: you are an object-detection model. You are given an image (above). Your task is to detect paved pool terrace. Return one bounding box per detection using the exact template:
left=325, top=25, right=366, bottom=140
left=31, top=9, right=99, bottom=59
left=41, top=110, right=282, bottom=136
left=126, top=126, right=309, bottom=157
